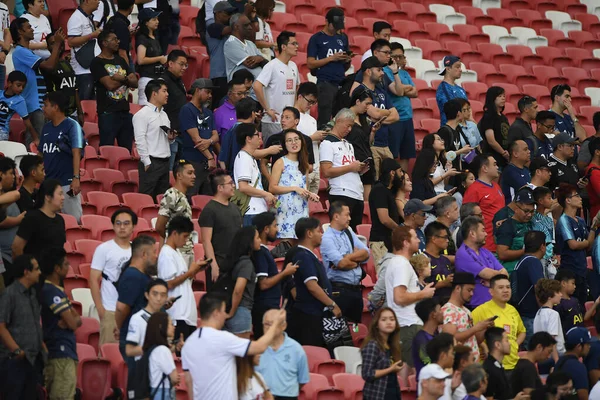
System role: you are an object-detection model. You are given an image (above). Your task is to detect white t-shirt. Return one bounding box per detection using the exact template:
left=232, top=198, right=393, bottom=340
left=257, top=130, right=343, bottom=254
left=149, top=345, right=176, bottom=389
left=92, top=0, right=115, bottom=28
left=361, top=49, right=372, bottom=63
left=234, top=150, right=268, bottom=215
left=67, top=8, right=101, bottom=75
left=157, top=245, right=197, bottom=327
left=534, top=307, right=565, bottom=355
left=0, top=3, right=9, bottom=41
left=22, top=13, right=51, bottom=59
left=256, top=58, right=300, bottom=121
left=255, top=18, right=274, bottom=61
left=240, top=372, right=269, bottom=400
left=319, top=138, right=364, bottom=201
left=384, top=254, right=423, bottom=327
left=181, top=326, right=251, bottom=400
left=433, top=162, right=445, bottom=194
left=590, top=381, right=600, bottom=399
left=298, top=112, right=320, bottom=168
left=453, top=383, right=486, bottom=400
left=91, top=239, right=132, bottom=311
left=126, top=308, right=151, bottom=360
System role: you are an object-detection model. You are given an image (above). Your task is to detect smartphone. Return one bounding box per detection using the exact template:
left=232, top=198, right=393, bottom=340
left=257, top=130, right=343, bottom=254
left=448, top=187, right=458, bottom=195
left=490, top=315, right=499, bottom=321
left=371, top=116, right=387, bottom=127
left=204, top=258, right=213, bottom=264
left=171, top=295, right=182, bottom=303
left=362, top=157, right=373, bottom=163
left=281, top=298, right=289, bottom=310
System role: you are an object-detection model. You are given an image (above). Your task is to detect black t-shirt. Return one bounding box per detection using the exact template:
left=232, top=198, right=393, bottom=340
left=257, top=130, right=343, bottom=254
left=510, top=359, right=542, bottom=398
left=135, top=34, right=164, bottom=79
left=44, top=59, right=77, bottom=117
left=411, top=177, right=436, bottom=202
left=479, top=112, right=510, bottom=167
left=16, top=186, right=36, bottom=213
left=161, top=71, right=187, bottom=131
left=198, top=200, right=242, bottom=268
left=346, top=118, right=375, bottom=184
left=547, top=154, right=579, bottom=190
left=104, top=12, right=131, bottom=56
left=264, top=132, right=315, bottom=165
left=483, top=355, right=511, bottom=400
left=16, top=209, right=66, bottom=261
left=90, top=55, right=131, bottom=114
left=368, top=182, right=399, bottom=250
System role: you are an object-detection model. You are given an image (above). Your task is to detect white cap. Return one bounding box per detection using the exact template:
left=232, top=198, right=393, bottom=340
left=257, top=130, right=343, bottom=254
left=417, top=364, right=451, bottom=395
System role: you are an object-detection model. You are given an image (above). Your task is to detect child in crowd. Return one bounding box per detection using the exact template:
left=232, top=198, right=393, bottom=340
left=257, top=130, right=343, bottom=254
left=410, top=252, right=431, bottom=290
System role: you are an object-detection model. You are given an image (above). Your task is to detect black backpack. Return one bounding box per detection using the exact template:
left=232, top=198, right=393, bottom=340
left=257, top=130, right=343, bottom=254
left=195, top=3, right=208, bottom=46
left=127, top=345, right=168, bottom=400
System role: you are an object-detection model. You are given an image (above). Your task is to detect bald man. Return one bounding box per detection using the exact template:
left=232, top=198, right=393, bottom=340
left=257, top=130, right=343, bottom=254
left=256, top=309, right=310, bottom=398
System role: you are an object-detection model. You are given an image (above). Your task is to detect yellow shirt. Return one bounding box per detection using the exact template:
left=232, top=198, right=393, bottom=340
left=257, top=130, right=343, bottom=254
left=472, top=300, right=526, bottom=370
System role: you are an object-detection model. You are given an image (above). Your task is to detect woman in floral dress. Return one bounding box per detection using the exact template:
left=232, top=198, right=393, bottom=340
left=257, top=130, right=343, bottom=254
left=269, top=129, right=319, bottom=242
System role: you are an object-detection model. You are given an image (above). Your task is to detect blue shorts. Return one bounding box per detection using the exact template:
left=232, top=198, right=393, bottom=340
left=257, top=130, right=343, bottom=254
left=388, top=119, right=416, bottom=159
left=225, top=306, right=252, bottom=334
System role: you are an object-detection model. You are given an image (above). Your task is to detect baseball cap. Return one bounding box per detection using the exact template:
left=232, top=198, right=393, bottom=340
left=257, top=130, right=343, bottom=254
left=380, top=158, right=401, bottom=176
left=439, top=55, right=461, bottom=76
left=514, top=188, right=535, bottom=205
left=213, top=0, right=236, bottom=13
left=138, top=7, right=162, bottom=22
left=529, top=157, right=549, bottom=174
left=188, top=78, right=218, bottom=94
left=452, top=272, right=476, bottom=285
left=419, top=364, right=451, bottom=381
left=552, top=132, right=577, bottom=149
left=326, top=7, right=345, bottom=30
left=404, top=199, right=433, bottom=216
left=361, top=56, right=385, bottom=71
left=565, top=327, right=591, bottom=346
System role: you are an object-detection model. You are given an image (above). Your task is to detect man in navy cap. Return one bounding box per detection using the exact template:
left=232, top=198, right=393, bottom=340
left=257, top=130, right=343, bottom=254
left=402, top=199, right=432, bottom=252
left=495, top=188, right=535, bottom=274
left=436, top=55, right=467, bottom=126
left=555, top=327, right=592, bottom=400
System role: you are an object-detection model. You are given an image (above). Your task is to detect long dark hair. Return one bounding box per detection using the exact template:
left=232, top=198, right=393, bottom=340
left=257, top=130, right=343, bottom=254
left=222, top=226, right=257, bottom=274
left=422, top=133, right=447, bottom=166
left=412, top=148, right=437, bottom=182
left=282, top=129, right=309, bottom=175
left=361, top=307, right=401, bottom=362
left=35, top=179, right=61, bottom=209
left=483, top=86, right=505, bottom=115
left=142, top=311, right=170, bottom=352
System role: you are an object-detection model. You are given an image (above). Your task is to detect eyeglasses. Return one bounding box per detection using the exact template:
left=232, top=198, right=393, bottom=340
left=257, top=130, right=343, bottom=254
left=568, top=193, right=581, bottom=199
left=435, top=235, right=450, bottom=240
left=376, top=50, right=391, bottom=55
left=176, top=61, right=189, bottom=68
left=516, top=204, right=535, bottom=215
left=301, top=95, right=318, bottom=106
left=114, top=220, right=132, bottom=226
left=219, top=181, right=235, bottom=187
left=287, top=41, right=300, bottom=47
left=285, top=138, right=301, bottom=144
left=539, top=122, right=554, bottom=130
left=391, top=54, right=406, bottom=59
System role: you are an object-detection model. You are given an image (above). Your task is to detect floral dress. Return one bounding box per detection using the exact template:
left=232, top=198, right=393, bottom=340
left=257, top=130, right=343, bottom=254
left=275, top=157, right=308, bottom=239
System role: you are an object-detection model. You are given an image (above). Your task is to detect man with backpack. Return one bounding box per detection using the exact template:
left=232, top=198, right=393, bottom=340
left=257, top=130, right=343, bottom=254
left=524, top=110, right=556, bottom=162
left=512, top=231, right=546, bottom=349
left=90, top=208, right=136, bottom=346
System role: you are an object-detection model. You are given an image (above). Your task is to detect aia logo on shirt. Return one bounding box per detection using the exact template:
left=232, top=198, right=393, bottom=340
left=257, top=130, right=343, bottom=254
left=286, top=79, right=293, bottom=90
left=503, top=324, right=511, bottom=334
left=341, top=154, right=356, bottom=165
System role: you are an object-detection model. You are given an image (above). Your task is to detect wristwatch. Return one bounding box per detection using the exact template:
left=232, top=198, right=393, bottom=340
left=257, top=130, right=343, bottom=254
left=573, top=117, right=579, bottom=123
left=9, top=348, right=22, bottom=359
left=327, top=301, right=337, bottom=311
left=73, top=175, right=80, bottom=180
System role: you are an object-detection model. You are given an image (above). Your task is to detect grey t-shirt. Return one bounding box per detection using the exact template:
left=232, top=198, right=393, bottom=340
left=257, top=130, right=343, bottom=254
left=0, top=203, right=20, bottom=263
left=232, top=256, right=256, bottom=309
left=198, top=200, right=242, bottom=269
left=224, top=35, right=264, bottom=81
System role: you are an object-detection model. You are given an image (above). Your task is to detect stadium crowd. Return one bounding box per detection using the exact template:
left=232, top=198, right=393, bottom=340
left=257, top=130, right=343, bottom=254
left=2, top=0, right=600, bottom=399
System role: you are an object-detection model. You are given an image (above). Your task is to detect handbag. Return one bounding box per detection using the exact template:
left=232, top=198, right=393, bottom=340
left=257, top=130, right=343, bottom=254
left=75, top=39, right=97, bottom=69
left=230, top=175, right=260, bottom=216
left=322, top=312, right=351, bottom=345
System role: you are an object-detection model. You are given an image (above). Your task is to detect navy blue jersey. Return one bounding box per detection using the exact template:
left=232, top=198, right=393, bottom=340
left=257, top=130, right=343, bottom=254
left=307, top=32, right=349, bottom=84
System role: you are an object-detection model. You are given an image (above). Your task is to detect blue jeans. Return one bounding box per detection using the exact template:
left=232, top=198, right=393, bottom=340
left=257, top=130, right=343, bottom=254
left=76, top=73, right=95, bottom=100
left=169, top=138, right=181, bottom=171
left=0, top=354, right=44, bottom=400
left=98, top=111, right=134, bottom=152
left=151, top=386, right=174, bottom=400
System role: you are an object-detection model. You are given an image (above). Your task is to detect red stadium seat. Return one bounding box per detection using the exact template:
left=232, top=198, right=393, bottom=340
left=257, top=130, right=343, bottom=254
left=498, top=64, right=538, bottom=88
left=64, top=276, right=89, bottom=299
left=179, top=5, right=199, bottom=29
left=371, top=2, right=409, bottom=21
left=356, top=224, right=371, bottom=242
left=300, top=14, right=326, bottom=31
left=300, top=373, right=330, bottom=400
left=99, top=145, right=139, bottom=174
left=453, top=24, right=490, bottom=47
left=462, top=81, right=489, bottom=103
left=191, top=195, right=212, bottom=210
left=77, top=343, right=97, bottom=361
left=92, top=168, right=137, bottom=200
left=332, top=373, right=365, bottom=400
left=122, top=192, right=159, bottom=220
left=86, top=191, right=122, bottom=217
left=530, top=65, right=567, bottom=87
left=574, top=13, right=600, bottom=36
left=540, top=28, right=576, bottom=49
left=457, top=6, right=484, bottom=24
left=521, top=84, right=552, bottom=105
left=580, top=107, right=600, bottom=128
left=78, top=358, right=112, bottom=400
left=506, top=45, right=544, bottom=69
left=74, top=238, right=103, bottom=263
left=398, top=2, right=436, bottom=25
left=495, top=83, right=522, bottom=104
left=100, top=343, right=128, bottom=396
left=469, top=62, right=507, bottom=85
left=81, top=100, right=98, bottom=123
left=420, top=118, right=441, bottom=133
left=350, top=322, right=368, bottom=347
left=75, top=317, right=100, bottom=353
left=561, top=67, right=599, bottom=93
left=393, top=21, right=429, bottom=42
left=303, top=345, right=346, bottom=383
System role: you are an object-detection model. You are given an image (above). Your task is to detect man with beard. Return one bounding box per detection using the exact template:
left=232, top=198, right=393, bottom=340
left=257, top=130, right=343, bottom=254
left=455, top=217, right=507, bottom=308
left=355, top=56, right=399, bottom=180
left=115, top=235, right=159, bottom=369
left=495, top=188, right=535, bottom=274
left=368, top=158, right=402, bottom=266
left=442, top=272, right=495, bottom=363
left=251, top=212, right=298, bottom=338
left=179, top=78, right=220, bottom=196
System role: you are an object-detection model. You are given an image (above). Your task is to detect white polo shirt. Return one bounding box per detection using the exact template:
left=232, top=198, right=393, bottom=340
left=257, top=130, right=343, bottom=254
left=22, top=13, right=51, bottom=59
left=233, top=150, right=268, bottom=216
left=256, top=58, right=300, bottom=122
left=91, top=239, right=132, bottom=312
left=181, top=327, right=251, bottom=400
left=384, top=254, right=423, bottom=327
left=157, top=245, right=197, bottom=327
left=319, top=137, right=363, bottom=200
left=67, top=8, right=101, bottom=75
left=297, top=112, right=320, bottom=168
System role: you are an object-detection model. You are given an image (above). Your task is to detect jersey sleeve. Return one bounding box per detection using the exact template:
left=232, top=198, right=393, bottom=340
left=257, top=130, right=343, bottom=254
left=319, top=140, right=334, bottom=163
left=126, top=314, right=142, bottom=344
left=42, top=285, right=71, bottom=316
left=90, top=242, right=108, bottom=272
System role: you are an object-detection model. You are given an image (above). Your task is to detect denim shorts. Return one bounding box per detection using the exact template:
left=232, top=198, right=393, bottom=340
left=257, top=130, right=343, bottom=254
left=225, top=306, right=252, bottom=334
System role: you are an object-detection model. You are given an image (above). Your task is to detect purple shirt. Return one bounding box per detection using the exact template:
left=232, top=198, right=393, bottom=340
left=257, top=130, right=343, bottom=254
left=455, top=243, right=504, bottom=307
left=214, top=100, right=237, bottom=138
